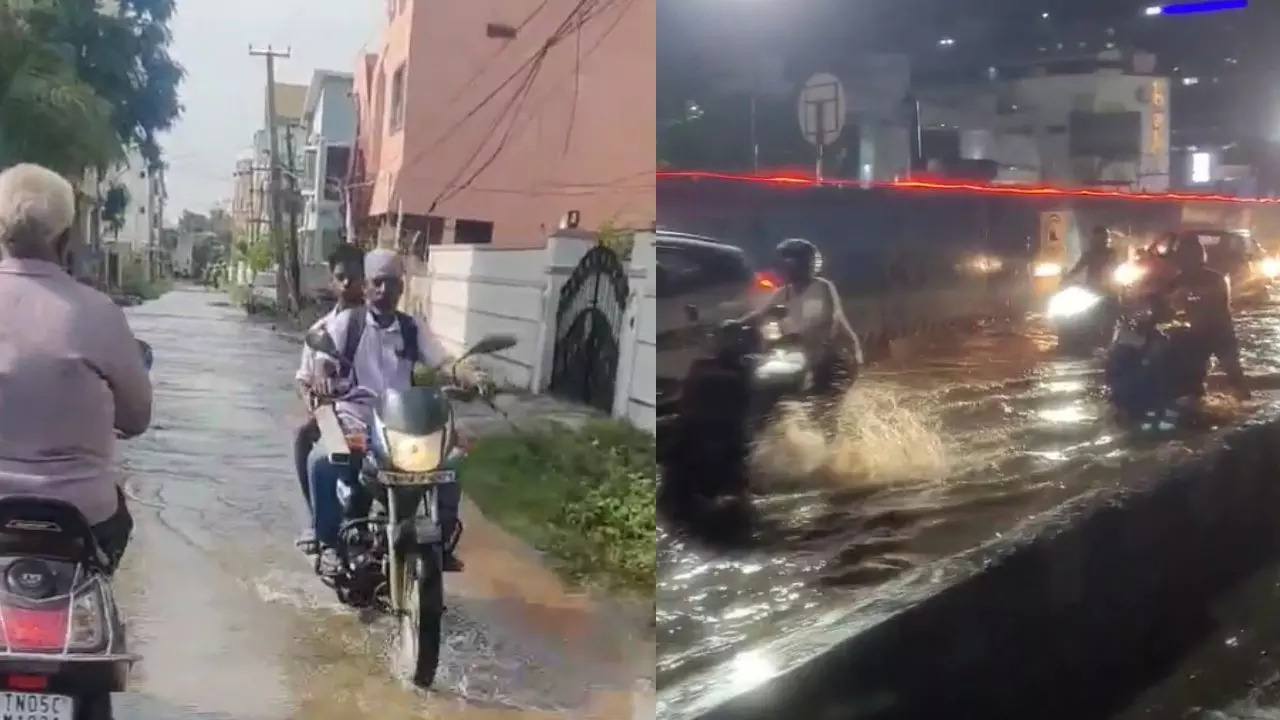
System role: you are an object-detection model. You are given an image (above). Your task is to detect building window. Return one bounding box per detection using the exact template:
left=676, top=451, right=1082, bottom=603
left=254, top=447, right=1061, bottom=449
left=389, top=64, right=406, bottom=134
left=454, top=219, right=493, bottom=245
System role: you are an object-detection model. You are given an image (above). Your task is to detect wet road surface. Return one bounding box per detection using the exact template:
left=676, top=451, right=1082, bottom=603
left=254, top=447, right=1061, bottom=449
left=111, top=288, right=648, bottom=719
left=658, top=303, right=1280, bottom=712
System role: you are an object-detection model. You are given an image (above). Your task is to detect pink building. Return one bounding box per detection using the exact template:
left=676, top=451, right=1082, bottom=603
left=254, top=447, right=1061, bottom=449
left=349, top=0, right=656, bottom=250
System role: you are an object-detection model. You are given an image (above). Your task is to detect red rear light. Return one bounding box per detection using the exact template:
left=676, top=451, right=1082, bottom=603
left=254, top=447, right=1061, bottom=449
left=0, top=606, right=70, bottom=651
left=7, top=674, right=48, bottom=691
left=754, top=271, right=780, bottom=291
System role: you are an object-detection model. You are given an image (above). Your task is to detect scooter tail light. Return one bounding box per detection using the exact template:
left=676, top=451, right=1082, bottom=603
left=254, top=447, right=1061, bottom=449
left=0, top=587, right=105, bottom=652
left=754, top=270, right=780, bottom=292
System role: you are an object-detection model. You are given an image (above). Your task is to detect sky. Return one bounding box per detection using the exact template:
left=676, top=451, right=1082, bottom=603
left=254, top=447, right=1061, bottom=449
left=160, top=0, right=381, bottom=220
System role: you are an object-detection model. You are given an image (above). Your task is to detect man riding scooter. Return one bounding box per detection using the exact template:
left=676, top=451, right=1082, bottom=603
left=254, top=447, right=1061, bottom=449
left=1159, top=233, right=1251, bottom=401
left=1065, top=225, right=1121, bottom=291
left=743, top=238, right=863, bottom=403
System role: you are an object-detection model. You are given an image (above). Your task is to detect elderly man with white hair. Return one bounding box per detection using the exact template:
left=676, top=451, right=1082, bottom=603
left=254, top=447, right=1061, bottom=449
left=0, top=163, right=153, bottom=568
left=298, top=248, right=492, bottom=576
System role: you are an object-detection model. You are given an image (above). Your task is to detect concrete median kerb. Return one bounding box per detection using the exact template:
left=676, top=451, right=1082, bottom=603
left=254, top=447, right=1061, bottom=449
left=678, top=408, right=1280, bottom=720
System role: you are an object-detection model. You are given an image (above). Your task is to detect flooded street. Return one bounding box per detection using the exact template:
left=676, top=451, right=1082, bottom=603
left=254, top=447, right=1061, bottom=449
left=658, top=304, right=1280, bottom=709
left=111, top=287, right=645, bottom=719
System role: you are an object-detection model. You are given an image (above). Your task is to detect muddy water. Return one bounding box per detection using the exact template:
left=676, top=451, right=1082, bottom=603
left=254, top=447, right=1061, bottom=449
left=657, top=306, right=1280, bottom=714
left=110, top=288, right=646, bottom=719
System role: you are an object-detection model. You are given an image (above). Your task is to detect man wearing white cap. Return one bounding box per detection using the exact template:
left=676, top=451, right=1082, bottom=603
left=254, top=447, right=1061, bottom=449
left=299, top=248, right=491, bottom=574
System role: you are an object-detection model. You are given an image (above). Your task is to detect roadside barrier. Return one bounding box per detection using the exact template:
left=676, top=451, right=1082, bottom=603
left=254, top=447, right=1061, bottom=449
left=684, top=408, right=1280, bottom=720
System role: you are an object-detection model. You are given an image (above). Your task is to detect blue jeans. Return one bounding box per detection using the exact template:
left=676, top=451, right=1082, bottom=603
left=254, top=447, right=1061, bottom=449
left=307, top=445, right=350, bottom=548
left=306, top=446, right=464, bottom=550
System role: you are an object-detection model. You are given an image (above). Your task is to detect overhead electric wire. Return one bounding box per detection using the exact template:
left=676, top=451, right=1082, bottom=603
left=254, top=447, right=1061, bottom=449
left=429, top=0, right=636, bottom=208
left=420, top=0, right=602, bottom=209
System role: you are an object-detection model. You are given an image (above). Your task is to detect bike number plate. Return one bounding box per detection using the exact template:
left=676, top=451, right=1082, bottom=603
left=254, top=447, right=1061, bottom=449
left=380, top=470, right=456, bottom=487
left=0, top=691, right=73, bottom=720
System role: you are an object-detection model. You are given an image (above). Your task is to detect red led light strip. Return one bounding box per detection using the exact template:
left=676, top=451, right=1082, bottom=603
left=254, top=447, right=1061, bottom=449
left=655, top=170, right=1280, bottom=205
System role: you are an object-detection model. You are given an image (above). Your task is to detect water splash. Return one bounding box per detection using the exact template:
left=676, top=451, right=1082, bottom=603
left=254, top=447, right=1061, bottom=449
left=749, top=383, right=953, bottom=489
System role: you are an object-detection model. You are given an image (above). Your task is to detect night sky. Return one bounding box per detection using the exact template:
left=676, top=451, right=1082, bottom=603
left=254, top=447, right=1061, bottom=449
left=658, top=0, right=1280, bottom=142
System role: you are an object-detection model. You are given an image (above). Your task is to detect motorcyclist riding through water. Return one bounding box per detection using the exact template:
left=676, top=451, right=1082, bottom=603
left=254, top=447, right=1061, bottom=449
left=742, top=238, right=863, bottom=401
left=1159, top=233, right=1251, bottom=401
left=0, top=164, right=152, bottom=569
left=298, top=249, right=494, bottom=577
left=1065, top=225, right=1120, bottom=290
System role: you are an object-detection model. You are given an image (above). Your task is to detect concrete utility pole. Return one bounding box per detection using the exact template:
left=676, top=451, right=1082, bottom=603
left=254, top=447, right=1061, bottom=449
left=283, top=128, right=302, bottom=311
left=248, top=44, right=291, bottom=313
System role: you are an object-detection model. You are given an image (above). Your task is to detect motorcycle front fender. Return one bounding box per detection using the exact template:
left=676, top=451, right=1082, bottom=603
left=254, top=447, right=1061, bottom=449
left=394, top=516, right=442, bottom=549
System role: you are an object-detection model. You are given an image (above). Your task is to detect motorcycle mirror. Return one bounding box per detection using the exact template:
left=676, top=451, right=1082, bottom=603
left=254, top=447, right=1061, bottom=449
left=138, top=340, right=153, bottom=370
left=765, top=304, right=788, bottom=320
left=464, top=334, right=518, bottom=357
left=304, top=327, right=342, bottom=358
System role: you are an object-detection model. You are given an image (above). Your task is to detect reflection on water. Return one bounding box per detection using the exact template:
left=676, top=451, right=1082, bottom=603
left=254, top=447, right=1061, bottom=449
left=111, top=288, right=638, bottom=720
left=658, top=307, right=1280, bottom=714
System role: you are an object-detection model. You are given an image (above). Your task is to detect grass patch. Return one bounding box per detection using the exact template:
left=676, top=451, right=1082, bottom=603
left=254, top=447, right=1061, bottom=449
left=460, top=419, right=656, bottom=596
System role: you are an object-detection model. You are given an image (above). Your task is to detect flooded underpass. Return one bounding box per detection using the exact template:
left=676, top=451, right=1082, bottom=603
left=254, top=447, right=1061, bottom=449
left=110, top=287, right=645, bottom=719
left=658, top=302, right=1280, bottom=718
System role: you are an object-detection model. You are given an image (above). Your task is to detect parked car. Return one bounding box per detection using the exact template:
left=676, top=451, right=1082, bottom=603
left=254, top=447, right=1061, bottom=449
left=1121, top=229, right=1279, bottom=305
left=656, top=231, right=776, bottom=415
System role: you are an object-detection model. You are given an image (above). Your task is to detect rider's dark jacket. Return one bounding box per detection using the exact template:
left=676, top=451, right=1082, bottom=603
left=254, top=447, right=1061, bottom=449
left=1068, top=246, right=1119, bottom=289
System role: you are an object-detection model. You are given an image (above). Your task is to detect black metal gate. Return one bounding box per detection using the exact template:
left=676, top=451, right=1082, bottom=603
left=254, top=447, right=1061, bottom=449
left=548, top=245, right=630, bottom=412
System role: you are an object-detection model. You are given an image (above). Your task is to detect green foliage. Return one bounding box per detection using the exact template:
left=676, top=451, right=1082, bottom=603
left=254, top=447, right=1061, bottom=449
left=234, top=236, right=273, bottom=273
left=100, top=182, right=129, bottom=236
left=18, top=0, right=183, bottom=168
left=0, top=0, right=183, bottom=175
left=0, top=0, right=122, bottom=174
left=597, top=219, right=635, bottom=262
left=116, top=257, right=168, bottom=300
left=461, top=419, right=656, bottom=594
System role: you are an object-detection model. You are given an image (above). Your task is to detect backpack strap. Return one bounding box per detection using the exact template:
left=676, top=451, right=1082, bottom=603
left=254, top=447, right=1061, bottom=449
left=341, top=309, right=367, bottom=383
left=396, top=312, right=421, bottom=364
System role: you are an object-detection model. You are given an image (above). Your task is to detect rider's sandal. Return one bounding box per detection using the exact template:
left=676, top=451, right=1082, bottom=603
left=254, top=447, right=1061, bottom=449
left=295, top=536, right=319, bottom=556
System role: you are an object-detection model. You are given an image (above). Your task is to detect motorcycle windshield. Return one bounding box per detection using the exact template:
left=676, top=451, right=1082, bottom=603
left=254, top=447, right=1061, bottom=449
left=378, top=387, right=451, bottom=435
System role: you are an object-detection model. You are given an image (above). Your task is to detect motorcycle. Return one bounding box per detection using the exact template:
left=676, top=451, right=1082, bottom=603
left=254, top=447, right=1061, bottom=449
left=1105, top=310, right=1208, bottom=423
left=660, top=307, right=812, bottom=504
left=302, top=328, right=516, bottom=689
left=0, top=340, right=152, bottom=720
left=1046, top=285, right=1118, bottom=355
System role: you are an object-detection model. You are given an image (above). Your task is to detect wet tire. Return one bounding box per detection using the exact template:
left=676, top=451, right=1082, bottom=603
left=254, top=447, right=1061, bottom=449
left=400, top=550, right=444, bottom=687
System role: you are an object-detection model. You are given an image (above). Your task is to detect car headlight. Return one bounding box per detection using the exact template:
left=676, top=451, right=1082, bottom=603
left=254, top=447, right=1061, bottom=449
left=1047, top=286, right=1102, bottom=318
left=1033, top=262, right=1063, bottom=278
left=1113, top=262, right=1146, bottom=286
left=760, top=321, right=782, bottom=342
left=1261, top=257, right=1280, bottom=279
left=384, top=429, right=444, bottom=472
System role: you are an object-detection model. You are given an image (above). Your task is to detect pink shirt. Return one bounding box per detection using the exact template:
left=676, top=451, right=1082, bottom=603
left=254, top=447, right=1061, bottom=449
left=0, top=258, right=152, bottom=524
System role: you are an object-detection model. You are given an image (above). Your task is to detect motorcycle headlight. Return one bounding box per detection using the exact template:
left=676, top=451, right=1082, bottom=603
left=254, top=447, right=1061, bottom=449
left=1047, top=286, right=1102, bottom=318
left=755, top=349, right=807, bottom=378
left=1113, top=262, right=1146, bottom=287
left=384, top=429, right=444, bottom=472
left=1261, top=257, right=1280, bottom=278
left=1033, top=262, right=1063, bottom=278
left=760, top=321, right=782, bottom=342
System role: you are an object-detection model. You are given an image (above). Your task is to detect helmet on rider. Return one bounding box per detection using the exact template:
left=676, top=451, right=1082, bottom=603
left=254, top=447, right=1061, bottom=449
left=1171, top=233, right=1207, bottom=270
left=775, top=238, right=819, bottom=285
left=1089, top=226, right=1112, bottom=251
